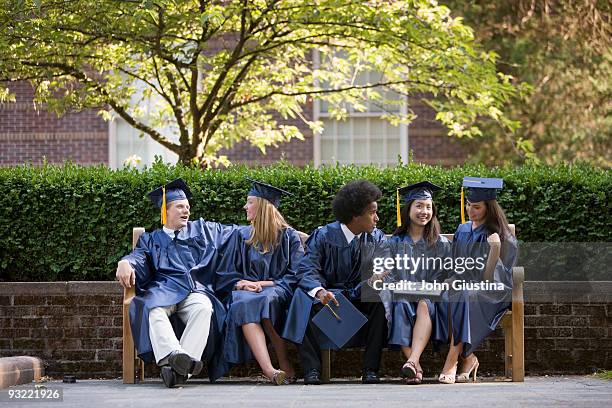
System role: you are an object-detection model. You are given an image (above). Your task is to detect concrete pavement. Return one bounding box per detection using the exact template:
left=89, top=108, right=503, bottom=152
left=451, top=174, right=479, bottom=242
left=1, top=376, right=611, bottom=407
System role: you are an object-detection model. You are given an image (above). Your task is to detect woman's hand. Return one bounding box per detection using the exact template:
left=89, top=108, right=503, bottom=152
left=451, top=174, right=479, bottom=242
left=236, top=280, right=262, bottom=292
left=487, top=233, right=501, bottom=244
left=367, top=271, right=390, bottom=287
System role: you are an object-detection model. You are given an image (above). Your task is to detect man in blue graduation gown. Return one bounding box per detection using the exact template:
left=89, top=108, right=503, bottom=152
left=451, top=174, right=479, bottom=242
left=282, top=180, right=388, bottom=384
left=116, top=179, right=238, bottom=387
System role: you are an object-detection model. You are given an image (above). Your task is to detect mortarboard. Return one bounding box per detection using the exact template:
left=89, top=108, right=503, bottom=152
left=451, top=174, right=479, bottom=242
left=147, top=178, right=192, bottom=225
left=246, top=178, right=292, bottom=208
left=311, top=292, right=368, bottom=348
left=395, top=181, right=442, bottom=227
left=460, top=177, right=503, bottom=223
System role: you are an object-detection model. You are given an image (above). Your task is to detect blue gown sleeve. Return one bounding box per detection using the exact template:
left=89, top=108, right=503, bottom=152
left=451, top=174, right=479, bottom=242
left=273, top=229, right=305, bottom=293
left=214, top=230, right=245, bottom=302
left=121, top=233, right=154, bottom=293
left=296, top=227, right=327, bottom=292
left=495, top=235, right=518, bottom=287
left=433, top=235, right=452, bottom=282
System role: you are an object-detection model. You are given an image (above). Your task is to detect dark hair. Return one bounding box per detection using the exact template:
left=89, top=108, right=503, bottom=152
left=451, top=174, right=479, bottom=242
left=393, top=200, right=441, bottom=247
left=332, top=180, right=382, bottom=224
left=484, top=200, right=512, bottom=241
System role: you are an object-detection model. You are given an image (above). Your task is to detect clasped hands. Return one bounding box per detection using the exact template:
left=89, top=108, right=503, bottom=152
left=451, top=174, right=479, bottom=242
left=235, top=279, right=272, bottom=292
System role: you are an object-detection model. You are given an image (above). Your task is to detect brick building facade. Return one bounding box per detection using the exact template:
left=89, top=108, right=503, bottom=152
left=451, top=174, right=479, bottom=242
left=1, top=81, right=469, bottom=167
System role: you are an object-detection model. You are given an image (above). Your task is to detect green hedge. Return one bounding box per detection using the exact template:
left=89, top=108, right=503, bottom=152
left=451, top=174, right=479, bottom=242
left=0, top=161, right=609, bottom=281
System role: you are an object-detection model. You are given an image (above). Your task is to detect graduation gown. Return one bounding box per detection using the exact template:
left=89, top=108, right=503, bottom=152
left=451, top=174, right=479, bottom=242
left=281, top=221, right=387, bottom=348
left=387, top=234, right=451, bottom=347
left=434, top=221, right=518, bottom=356
left=122, top=218, right=238, bottom=381
left=215, top=226, right=304, bottom=364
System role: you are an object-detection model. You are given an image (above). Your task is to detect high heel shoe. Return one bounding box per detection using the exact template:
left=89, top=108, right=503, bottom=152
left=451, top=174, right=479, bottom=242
left=405, top=368, right=423, bottom=385
left=401, top=360, right=417, bottom=378
left=268, top=369, right=286, bottom=385
left=456, top=357, right=479, bottom=383
left=438, top=363, right=457, bottom=384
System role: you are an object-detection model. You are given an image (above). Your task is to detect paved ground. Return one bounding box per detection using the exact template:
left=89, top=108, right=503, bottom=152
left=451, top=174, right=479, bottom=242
left=1, top=376, right=611, bottom=407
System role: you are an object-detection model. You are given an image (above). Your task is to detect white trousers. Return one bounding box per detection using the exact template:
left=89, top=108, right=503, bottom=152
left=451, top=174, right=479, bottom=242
left=148, top=292, right=213, bottom=365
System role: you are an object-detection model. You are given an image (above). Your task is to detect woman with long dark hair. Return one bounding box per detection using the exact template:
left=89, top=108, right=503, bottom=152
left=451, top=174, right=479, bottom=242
left=436, top=177, right=518, bottom=384
left=387, top=181, right=450, bottom=385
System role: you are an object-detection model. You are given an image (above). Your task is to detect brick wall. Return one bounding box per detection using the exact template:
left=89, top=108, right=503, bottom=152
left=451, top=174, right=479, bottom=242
left=2, top=82, right=470, bottom=167
left=0, top=82, right=108, bottom=166
left=0, top=282, right=609, bottom=379
left=407, top=99, right=470, bottom=166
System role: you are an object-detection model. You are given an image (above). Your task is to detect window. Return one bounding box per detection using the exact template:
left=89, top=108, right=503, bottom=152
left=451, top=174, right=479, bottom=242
left=313, top=64, right=409, bottom=167
left=108, top=117, right=178, bottom=169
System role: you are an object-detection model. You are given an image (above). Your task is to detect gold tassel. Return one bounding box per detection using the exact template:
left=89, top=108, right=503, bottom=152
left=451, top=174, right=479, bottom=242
left=460, top=187, right=465, bottom=224
left=161, top=186, right=167, bottom=225
left=396, top=188, right=402, bottom=227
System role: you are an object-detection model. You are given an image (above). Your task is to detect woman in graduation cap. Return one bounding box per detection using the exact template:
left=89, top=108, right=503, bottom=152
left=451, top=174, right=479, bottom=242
left=435, top=177, right=518, bottom=384
left=387, top=181, right=451, bottom=384
left=216, top=180, right=304, bottom=385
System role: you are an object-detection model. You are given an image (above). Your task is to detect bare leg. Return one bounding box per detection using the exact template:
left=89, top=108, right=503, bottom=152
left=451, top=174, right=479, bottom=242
left=459, top=353, right=478, bottom=374
left=262, top=319, right=295, bottom=378
left=401, top=346, right=412, bottom=361
left=441, top=334, right=462, bottom=375
left=242, top=323, right=277, bottom=379
left=407, top=300, right=432, bottom=373
left=441, top=301, right=461, bottom=376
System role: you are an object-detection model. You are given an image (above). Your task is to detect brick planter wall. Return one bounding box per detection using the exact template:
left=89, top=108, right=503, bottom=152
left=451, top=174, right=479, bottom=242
left=0, top=281, right=610, bottom=379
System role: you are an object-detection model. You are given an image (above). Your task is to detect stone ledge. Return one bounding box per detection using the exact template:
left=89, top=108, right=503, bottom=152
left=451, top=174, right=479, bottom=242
left=2, top=281, right=612, bottom=300
left=0, top=356, right=44, bottom=389
left=0, top=282, right=121, bottom=296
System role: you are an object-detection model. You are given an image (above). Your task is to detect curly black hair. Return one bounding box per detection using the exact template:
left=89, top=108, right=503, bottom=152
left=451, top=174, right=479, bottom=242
left=332, top=180, right=382, bottom=224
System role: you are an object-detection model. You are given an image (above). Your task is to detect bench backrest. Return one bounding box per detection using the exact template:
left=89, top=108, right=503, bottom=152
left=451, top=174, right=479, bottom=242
left=441, top=224, right=515, bottom=242
left=133, top=224, right=516, bottom=250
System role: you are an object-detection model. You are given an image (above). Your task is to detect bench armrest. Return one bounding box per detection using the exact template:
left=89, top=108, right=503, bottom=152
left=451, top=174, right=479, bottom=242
left=122, top=227, right=145, bottom=305
left=123, top=286, right=135, bottom=306
left=512, top=266, right=524, bottom=305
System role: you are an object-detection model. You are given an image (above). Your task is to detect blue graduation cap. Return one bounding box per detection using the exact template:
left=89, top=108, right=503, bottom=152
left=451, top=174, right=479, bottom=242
left=147, top=178, right=192, bottom=225
left=460, top=177, right=503, bottom=223
left=396, top=181, right=441, bottom=227
left=462, top=177, right=503, bottom=202
left=312, top=292, right=367, bottom=348
left=247, top=178, right=292, bottom=208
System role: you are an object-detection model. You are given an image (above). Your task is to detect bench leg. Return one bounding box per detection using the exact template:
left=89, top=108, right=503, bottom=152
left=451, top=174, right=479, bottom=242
left=122, top=304, right=135, bottom=384
left=502, top=318, right=513, bottom=378
left=321, top=350, right=331, bottom=383
left=139, top=358, right=145, bottom=382
left=512, top=302, right=525, bottom=382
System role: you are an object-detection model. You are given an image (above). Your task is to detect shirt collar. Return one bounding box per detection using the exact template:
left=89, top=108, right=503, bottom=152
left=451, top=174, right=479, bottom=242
left=162, top=225, right=185, bottom=239
left=340, top=223, right=362, bottom=245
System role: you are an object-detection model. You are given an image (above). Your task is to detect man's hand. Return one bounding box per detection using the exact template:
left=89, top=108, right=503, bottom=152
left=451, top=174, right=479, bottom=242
left=316, top=289, right=339, bottom=306
left=116, top=260, right=135, bottom=289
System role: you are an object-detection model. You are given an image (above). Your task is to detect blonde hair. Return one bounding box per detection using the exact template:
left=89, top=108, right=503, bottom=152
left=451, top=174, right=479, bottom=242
left=246, top=197, right=290, bottom=253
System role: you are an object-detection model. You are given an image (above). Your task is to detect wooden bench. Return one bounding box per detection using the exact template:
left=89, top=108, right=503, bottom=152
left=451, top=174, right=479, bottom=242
left=320, top=225, right=525, bottom=382
left=122, top=228, right=145, bottom=384
left=122, top=225, right=524, bottom=383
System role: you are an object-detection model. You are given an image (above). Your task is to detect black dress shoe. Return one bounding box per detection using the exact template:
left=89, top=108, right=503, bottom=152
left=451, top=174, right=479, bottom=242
left=362, top=369, right=380, bottom=384
left=161, top=366, right=187, bottom=388
left=303, top=368, right=321, bottom=385
left=168, top=351, right=203, bottom=376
